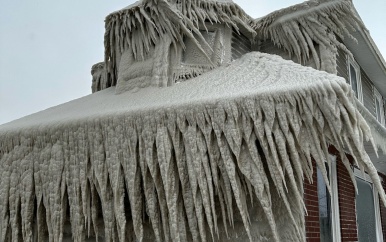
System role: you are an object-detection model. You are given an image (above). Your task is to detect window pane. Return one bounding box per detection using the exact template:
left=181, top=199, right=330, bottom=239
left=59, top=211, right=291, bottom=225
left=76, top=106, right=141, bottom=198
left=375, top=98, right=382, bottom=122
left=356, top=178, right=377, bottom=242
left=317, top=168, right=332, bottom=242
left=350, top=64, right=358, bottom=98
left=183, top=31, right=215, bottom=65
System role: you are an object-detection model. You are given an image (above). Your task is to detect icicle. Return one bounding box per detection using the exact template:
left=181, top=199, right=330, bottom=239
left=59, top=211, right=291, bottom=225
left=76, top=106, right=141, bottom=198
left=20, top=151, right=35, bottom=242
left=212, top=122, right=252, bottom=240
left=195, top=125, right=218, bottom=236
left=142, top=117, right=171, bottom=242
left=2, top=52, right=386, bottom=242
left=138, top=134, right=162, bottom=242
left=156, top=124, right=181, bottom=242
left=124, top=123, right=143, bottom=241
left=104, top=0, right=255, bottom=85
left=168, top=114, right=200, bottom=242
left=254, top=0, right=361, bottom=73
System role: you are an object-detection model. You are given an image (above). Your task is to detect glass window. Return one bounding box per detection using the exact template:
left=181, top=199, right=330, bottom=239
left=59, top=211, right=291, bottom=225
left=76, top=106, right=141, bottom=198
left=376, top=98, right=382, bottom=121
left=354, top=169, right=384, bottom=242
left=374, top=88, right=385, bottom=125
left=317, top=168, right=333, bottom=242
left=350, top=64, right=359, bottom=98
left=348, top=59, right=362, bottom=102
left=316, top=156, right=341, bottom=241
left=356, top=177, right=377, bottom=241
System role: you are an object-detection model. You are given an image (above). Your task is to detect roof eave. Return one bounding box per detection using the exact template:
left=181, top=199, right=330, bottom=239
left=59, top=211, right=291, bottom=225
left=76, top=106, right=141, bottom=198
left=342, top=20, right=386, bottom=97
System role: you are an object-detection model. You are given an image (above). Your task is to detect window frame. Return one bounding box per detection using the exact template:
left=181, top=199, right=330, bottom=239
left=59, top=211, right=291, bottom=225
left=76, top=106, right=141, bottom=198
left=317, top=155, right=341, bottom=241
left=374, top=88, right=385, bottom=126
left=329, top=156, right=341, bottom=241
left=347, top=57, right=363, bottom=103
left=354, top=168, right=384, bottom=242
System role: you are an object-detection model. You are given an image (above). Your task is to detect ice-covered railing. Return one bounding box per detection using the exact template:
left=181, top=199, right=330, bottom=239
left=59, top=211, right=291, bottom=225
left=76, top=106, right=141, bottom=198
left=1, top=52, right=385, bottom=242
left=253, top=0, right=363, bottom=74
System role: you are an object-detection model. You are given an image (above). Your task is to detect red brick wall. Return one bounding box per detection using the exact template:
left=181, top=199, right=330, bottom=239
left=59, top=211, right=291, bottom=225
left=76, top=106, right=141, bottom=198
left=335, top=155, right=358, bottom=242
left=304, top=146, right=386, bottom=241
left=304, top=160, right=321, bottom=242
left=379, top=173, right=386, bottom=241
left=304, top=147, right=359, bottom=241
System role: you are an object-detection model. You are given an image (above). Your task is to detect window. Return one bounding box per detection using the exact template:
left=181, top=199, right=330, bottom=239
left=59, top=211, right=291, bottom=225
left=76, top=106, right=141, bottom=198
left=354, top=168, right=384, bottom=242
left=182, top=30, right=216, bottom=65
left=374, top=88, right=385, bottom=126
left=317, top=155, right=341, bottom=241
left=348, top=58, right=363, bottom=102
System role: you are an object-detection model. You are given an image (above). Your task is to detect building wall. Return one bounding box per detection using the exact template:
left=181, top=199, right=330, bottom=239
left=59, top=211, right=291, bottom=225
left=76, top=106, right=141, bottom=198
left=304, top=147, right=386, bottom=242
left=335, top=155, right=358, bottom=242
left=304, top=160, right=321, bottom=242
left=304, top=148, right=359, bottom=242
left=336, top=46, right=385, bottom=125
left=361, top=68, right=377, bottom=116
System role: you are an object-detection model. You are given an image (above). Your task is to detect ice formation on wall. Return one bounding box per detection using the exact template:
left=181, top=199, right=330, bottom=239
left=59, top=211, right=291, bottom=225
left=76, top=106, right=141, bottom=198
left=254, top=0, right=363, bottom=73
left=1, top=52, right=385, bottom=242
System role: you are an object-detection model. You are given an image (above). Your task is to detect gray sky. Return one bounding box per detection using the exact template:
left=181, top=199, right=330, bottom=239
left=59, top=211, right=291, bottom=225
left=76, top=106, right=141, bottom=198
left=1, top=0, right=385, bottom=125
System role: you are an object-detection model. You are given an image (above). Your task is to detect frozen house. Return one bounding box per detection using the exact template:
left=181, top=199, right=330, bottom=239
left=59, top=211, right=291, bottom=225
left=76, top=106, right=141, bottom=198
left=1, top=0, right=386, bottom=241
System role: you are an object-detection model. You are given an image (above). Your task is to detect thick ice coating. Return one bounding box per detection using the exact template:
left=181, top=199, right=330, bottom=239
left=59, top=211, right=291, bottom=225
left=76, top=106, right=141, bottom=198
left=1, top=52, right=385, bottom=241
left=254, top=0, right=363, bottom=74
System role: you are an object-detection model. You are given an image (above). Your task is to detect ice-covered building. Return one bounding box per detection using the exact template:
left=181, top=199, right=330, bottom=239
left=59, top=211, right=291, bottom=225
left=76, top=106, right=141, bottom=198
left=1, top=0, right=386, bottom=241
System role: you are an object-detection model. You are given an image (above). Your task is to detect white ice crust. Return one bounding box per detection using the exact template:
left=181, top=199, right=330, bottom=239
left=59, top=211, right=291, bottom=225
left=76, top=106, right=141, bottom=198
left=1, top=52, right=385, bottom=242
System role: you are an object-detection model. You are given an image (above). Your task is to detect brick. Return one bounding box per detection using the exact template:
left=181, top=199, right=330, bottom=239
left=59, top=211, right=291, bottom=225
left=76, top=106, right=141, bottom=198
left=336, top=153, right=358, bottom=241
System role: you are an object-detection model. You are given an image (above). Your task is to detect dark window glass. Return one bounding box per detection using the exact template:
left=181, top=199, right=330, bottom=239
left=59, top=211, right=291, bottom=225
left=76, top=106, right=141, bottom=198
left=317, top=168, right=333, bottom=242
left=356, top=177, right=377, bottom=242
left=375, top=98, right=382, bottom=122
left=350, top=64, right=358, bottom=98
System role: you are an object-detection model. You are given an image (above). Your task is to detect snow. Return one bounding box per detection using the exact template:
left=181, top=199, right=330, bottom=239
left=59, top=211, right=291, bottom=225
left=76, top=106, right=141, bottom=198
left=1, top=52, right=385, bottom=241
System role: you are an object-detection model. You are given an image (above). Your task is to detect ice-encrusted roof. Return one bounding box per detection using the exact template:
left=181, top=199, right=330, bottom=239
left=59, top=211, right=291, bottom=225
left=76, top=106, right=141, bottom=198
left=101, top=0, right=364, bottom=89
left=1, top=52, right=386, bottom=242
left=114, top=0, right=234, bottom=13
left=0, top=52, right=354, bottom=134
left=253, top=0, right=362, bottom=72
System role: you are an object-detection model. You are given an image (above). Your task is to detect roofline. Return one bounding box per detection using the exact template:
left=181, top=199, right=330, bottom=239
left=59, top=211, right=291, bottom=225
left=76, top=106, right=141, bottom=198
left=352, top=7, right=386, bottom=75
left=341, top=7, right=386, bottom=95
left=253, top=0, right=386, bottom=92
left=357, top=25, right=386, bottom=78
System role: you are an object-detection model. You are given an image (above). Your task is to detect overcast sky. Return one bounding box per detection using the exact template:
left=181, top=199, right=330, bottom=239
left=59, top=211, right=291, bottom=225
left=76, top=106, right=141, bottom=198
left=1, top=0, right=385, bottom=125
